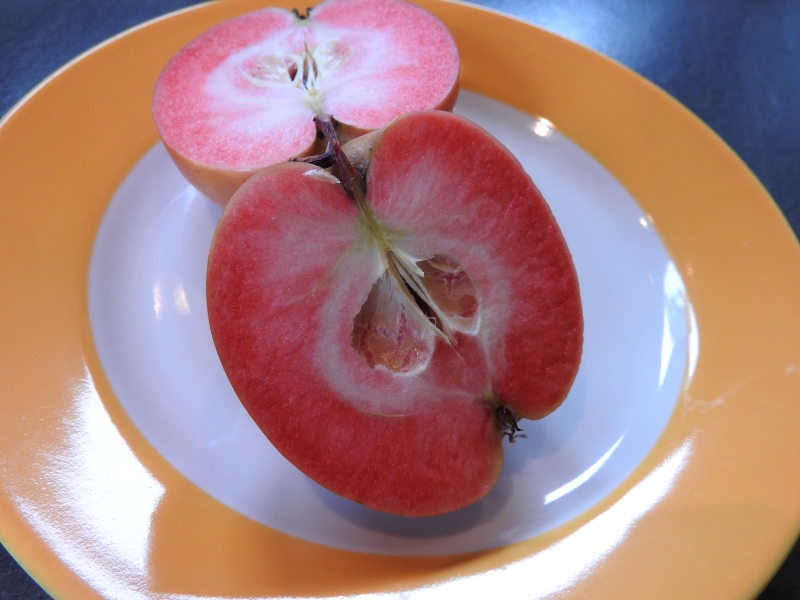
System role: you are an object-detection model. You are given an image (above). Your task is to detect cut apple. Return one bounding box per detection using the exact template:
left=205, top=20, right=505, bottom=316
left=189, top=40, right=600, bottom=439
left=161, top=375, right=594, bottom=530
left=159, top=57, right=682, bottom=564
left=207, top=111, right=583, bottom=516
left=152, top=0, right=460, bottom=206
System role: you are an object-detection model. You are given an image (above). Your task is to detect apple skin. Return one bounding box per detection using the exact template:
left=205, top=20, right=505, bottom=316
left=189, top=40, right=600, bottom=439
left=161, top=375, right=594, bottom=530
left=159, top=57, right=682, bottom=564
left=207, top=111, right=583, bottom=516
left=153, top=0, right=460, bottom=207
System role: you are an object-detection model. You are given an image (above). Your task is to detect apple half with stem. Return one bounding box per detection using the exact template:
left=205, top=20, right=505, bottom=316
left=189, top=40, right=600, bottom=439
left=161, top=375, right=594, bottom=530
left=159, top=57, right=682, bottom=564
left=207, top=110, right=583, bottom=517
left=152, top=0, right=460, bottom=206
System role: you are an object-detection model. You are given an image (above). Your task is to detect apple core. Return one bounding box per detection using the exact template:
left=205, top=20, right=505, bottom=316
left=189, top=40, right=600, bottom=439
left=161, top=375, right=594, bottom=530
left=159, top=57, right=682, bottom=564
left=351, top=250, right=480, bottom=375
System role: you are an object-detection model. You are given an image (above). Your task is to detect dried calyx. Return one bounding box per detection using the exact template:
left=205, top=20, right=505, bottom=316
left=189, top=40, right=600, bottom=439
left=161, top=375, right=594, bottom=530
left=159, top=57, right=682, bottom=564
left=494, top=405, right=528, bottom=443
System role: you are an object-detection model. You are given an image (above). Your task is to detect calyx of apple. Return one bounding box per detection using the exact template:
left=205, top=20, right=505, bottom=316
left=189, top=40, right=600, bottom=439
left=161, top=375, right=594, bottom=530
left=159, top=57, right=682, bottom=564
left=152, top=0, right=460, bottom=206
left=207, top=110, right=583, bottom=516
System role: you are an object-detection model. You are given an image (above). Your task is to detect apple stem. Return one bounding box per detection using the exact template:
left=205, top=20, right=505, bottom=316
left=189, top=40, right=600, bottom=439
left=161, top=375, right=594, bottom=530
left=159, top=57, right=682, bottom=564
left=292, top=116, right=367, bottom=205
left=291, top=7, right=313, bottom=19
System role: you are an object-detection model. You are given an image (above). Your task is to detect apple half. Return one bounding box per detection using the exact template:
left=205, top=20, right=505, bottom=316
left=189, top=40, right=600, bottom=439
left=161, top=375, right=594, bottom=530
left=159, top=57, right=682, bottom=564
left=152, top=0, right=460, bottom=206
left=207, top=110, right=583, bottom=517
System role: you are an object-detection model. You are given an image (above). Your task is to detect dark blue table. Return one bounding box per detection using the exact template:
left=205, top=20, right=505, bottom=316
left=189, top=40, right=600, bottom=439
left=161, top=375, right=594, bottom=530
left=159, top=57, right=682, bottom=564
left=1, top=1, right=798, bottom=598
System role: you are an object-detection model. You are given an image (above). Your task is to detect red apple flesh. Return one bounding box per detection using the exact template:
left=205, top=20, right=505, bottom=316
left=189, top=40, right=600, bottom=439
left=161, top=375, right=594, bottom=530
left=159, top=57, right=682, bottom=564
left=152, top=0, right=460, bottom=206
left=207, top=111, right=583, bottom=516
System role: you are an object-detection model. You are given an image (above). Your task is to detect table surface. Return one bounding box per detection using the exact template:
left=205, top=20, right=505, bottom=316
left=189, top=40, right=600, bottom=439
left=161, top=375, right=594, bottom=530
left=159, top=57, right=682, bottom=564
left=1, top=0, right=799, bottom=598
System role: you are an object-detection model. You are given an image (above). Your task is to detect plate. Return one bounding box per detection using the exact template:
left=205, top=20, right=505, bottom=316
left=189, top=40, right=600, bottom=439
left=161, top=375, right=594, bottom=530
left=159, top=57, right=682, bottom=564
left=1, top=0, right=800, bottom=598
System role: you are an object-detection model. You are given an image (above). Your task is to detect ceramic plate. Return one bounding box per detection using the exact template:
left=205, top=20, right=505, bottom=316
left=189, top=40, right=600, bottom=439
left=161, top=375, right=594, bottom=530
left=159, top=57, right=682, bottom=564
left=1, top=1, right=800, bottom=598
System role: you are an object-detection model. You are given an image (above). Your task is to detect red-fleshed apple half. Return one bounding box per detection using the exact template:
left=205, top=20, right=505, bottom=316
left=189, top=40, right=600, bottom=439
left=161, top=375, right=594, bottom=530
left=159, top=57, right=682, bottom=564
left=206, top=111, right=583, bottom=517
left=152, top=0, right=460, bottom=206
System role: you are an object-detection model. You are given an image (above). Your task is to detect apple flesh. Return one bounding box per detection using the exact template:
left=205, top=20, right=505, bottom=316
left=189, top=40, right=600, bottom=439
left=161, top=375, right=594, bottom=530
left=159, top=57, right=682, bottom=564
left=152, top=0, right=460, bottom=206
left=206, top=111, right=583, bottom=516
